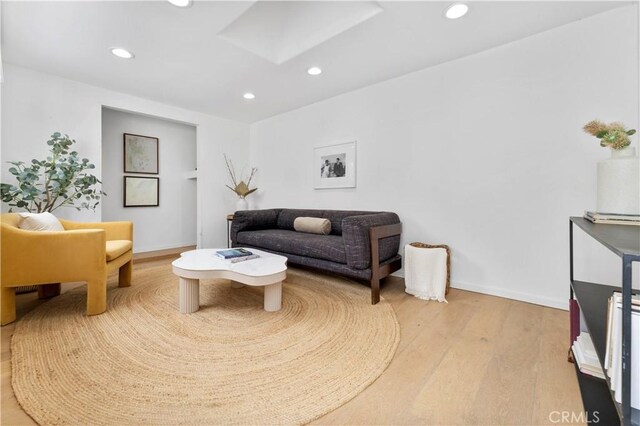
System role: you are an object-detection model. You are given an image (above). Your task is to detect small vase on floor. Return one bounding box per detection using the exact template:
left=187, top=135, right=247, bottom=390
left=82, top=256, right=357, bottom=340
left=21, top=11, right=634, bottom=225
left=236, top=196, right=248, bottom=212
left=597, top=146, right=640, bottom=214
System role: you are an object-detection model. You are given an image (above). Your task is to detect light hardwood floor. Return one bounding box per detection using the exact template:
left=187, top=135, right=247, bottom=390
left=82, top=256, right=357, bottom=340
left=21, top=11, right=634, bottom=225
left=1, top=258, right=584, bottom=425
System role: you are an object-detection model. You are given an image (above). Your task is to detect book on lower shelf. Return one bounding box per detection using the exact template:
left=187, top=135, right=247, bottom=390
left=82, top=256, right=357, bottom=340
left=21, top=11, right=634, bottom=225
left=584, top=211, right=640, bottom=226
left=604, top=292, right=640, bottom=409
left=572, top=332, right=605, bottom=379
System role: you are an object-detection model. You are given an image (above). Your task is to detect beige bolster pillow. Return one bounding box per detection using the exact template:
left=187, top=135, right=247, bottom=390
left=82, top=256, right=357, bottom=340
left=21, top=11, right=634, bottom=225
left=293, top=217, right=331, bottom=235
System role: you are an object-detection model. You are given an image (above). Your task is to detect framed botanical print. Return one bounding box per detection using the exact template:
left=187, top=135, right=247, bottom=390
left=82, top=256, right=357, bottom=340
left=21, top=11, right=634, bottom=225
left=313, top=141, right=356, bottom=189
left=123, top=176, right=159, bottom=207
left=124, top=133, right=159, bottom=174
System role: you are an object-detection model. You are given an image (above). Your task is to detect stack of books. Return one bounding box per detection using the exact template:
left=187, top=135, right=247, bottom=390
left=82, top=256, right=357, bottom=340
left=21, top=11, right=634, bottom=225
left=215, top=248, right=259, bottom=263
left=584, top=211, right=640, bottom=226
left=604, top=292, right=640, bottom=408
left=572, top=332, right=605, bottom=379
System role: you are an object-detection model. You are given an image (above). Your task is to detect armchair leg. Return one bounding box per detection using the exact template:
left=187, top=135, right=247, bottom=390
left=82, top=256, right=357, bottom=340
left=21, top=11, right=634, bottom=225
left=1, top=287, right=17, bottom=326
left=86, top=279, right=107, bottom=316
left=38, top=283, right=61, bottom=299
left=119, top=260, right=132, bottom=287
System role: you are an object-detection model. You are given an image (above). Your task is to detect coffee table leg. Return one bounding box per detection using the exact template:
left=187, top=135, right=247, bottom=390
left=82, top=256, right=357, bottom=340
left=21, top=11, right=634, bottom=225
left=179, top=277, right=199, bottom=313
left=263, top=282, right=282, bottom=312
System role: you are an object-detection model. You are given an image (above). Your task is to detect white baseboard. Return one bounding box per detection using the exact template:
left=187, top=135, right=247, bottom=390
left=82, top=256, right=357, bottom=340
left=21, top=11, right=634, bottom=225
left=389, top=270, right=567, bottom=310
left=134, top=241, right=197, bottom=254
left=450, top=280, right=567, bottom=310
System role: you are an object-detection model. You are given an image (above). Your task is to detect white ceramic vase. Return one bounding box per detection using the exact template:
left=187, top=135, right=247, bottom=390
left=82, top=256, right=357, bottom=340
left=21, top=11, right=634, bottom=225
left=235, top=196, right=248, bottom=212
left=596, top=146, right=640, bottom=215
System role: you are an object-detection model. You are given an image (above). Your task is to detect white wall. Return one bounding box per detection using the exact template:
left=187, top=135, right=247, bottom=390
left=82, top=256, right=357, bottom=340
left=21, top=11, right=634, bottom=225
left=250, top=6, right=640, bottom=309
left=1, top=64, right=250, bottom=248
left=101, top=108, right=197, bottom=253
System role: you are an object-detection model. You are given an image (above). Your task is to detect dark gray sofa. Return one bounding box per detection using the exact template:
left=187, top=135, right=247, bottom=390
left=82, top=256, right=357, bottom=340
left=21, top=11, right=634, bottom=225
left=230, top=209, right=402, bottom=304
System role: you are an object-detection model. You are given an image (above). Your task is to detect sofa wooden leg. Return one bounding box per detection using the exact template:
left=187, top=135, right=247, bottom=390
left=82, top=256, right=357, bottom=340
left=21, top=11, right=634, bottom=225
left=38, top=283, right=61, bottom=299
left=1, top=286, right=17, bottom=326
left=86, top=279, right=107, bottom=316
left=119, top=260, right=132, bottom=288
left=371, top=278, right=380, bottom=305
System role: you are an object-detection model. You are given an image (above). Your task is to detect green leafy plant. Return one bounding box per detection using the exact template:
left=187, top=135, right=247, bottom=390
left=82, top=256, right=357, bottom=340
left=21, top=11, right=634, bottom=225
left=224, top=154, right=257, bottom=198
left=583, top=120, right=636, bottom=150
left=0, top=132, right=105, bottom=212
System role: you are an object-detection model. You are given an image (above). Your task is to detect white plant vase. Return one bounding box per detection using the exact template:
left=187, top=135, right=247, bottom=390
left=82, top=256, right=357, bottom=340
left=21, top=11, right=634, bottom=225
left=596, top=147, right=640, bottom=215
left=235, top=196, right=248, bottom=212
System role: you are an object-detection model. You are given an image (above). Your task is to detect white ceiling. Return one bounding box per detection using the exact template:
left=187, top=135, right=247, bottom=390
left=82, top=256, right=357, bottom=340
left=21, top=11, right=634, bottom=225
left=1, top=1, right=631, bottom=123
left=219, top=2, right=384, bottom=64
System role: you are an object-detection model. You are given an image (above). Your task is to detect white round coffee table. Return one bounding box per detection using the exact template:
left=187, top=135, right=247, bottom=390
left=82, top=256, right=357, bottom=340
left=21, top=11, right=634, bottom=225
left=171, top=248, right=288, bottom=313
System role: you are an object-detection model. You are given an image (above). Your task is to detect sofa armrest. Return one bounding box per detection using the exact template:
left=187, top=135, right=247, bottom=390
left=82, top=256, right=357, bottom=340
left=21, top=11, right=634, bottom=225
left=230, top=209, right=280, bottom=244
left=60, top=219, right=133, bottom=241
left=1, top=226, right=106, bottom=285
left=342, top=213, right=401, bottom=269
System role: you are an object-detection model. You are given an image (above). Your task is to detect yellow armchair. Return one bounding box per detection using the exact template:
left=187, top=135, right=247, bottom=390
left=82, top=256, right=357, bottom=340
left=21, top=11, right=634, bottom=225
left=1, top=213, right=133, bottom=325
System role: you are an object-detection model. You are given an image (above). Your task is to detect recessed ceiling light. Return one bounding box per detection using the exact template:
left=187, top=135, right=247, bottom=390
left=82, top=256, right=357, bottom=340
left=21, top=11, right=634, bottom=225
left=168, top=0, right=191, bottom=7
left=243, top=92, right=256, bottom=100
left=445, top=3, right=468, bottom=19
left=110, top=47, right=134, bottom=59
left=307, top=67, right=322, bottom=76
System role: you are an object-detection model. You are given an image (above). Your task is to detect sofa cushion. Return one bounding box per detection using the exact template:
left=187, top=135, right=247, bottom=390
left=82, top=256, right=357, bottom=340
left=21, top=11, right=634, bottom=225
left=322, top=210, right=377, bottom=235
left=276, top=209, right=377, bottom=236
left=277, top=209, right=325, bottom=232
left=106, top=240, right=132, bottom=261
left=236, top=229, right=346, bottom=264
left=230, top=209, right=280, bottom=244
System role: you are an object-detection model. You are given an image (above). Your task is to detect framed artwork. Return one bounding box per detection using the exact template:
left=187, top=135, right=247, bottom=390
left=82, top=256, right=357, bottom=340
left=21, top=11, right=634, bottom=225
left=123, top=133, right=159, bottom=174
left=124, top=176, right=159, bottom=207
left=313, top=141, right=356, bottom=189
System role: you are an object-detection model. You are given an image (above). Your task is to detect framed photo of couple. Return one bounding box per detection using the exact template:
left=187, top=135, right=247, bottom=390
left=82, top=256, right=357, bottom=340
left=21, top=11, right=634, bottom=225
left=313, top=141, right=356, bottom=189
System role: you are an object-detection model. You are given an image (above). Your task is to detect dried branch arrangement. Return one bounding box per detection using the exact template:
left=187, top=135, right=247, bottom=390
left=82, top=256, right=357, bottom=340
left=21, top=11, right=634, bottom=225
left=224, top=154, right=257, bottom=198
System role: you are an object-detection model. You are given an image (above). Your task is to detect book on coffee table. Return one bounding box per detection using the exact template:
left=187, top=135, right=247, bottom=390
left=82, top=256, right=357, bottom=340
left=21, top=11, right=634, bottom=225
left=227, top=254, right=260, bottom=263
left=215, top=248, right=254, bottom=259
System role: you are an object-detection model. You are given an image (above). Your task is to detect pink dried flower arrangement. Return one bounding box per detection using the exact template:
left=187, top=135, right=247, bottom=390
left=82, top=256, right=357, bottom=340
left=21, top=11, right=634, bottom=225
left=583, top=120, right=636, bottom=150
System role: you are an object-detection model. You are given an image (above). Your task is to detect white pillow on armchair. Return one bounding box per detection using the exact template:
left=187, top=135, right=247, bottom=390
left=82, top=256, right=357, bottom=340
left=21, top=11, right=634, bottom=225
left=18, top=212, right=64, bottom=231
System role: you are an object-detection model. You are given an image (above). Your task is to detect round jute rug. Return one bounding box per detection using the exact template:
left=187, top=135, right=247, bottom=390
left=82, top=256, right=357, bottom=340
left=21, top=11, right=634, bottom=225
left=11, top=265, right=399, bottom=425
